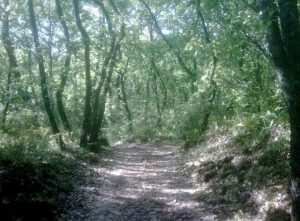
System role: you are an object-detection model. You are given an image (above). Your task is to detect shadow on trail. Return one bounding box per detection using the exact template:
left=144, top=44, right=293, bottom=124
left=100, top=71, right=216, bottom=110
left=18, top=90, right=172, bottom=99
left=75, top=142, right=216, bottom=221
left=93, top=196, right=201, bottom=221
left=61, top=139, right=290, bottom=220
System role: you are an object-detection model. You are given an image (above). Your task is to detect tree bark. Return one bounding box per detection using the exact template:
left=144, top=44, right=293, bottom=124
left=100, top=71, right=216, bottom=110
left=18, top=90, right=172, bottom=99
left=73, top=0, right=92, bottom=148
left=1, top=0, right=20, bottom=125
left=88, top=1, right=118, bottom=149
left=152, top=65, right=161, bottom=128
left=196, top=1, right=218, bottom=134
left=148, top=25, right=168, bottom=129
left=89, top=37, right=117, bottom=149
left=89, top=31, right=122, bottom=149
left=55, top=0, right=72, bottom=132
left=88, top=46, right=118, bottom=149
left=120, top=73, right=133, bottom=133
left=151, top=59, right=168, bottom=129
left=116, top=59, right=133, bottom=133
left=28, top=0, right=64, bottom=148
left=257, top=0, right=300, bottom=219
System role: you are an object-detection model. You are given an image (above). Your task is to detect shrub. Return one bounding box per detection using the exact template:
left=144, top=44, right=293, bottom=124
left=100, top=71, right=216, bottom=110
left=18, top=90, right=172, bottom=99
left=0, top=142, right=81, bottom=221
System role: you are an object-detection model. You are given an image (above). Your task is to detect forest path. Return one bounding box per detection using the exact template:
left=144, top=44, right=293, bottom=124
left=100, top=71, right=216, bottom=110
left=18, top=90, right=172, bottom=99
left=62, top=141, right=217, bottom=221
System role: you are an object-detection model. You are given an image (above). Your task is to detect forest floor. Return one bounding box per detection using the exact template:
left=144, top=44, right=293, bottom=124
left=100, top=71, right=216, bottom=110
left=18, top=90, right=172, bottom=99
left=59, top=140, right=217, bottom=221
left=59, top=137, right=290, bottom=221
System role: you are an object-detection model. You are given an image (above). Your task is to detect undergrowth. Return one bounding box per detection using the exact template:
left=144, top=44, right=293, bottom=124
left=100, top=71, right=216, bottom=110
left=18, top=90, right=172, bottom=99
left=183, top=113, right=290, bottom=220
left=0, top=119, right=101, bottom=221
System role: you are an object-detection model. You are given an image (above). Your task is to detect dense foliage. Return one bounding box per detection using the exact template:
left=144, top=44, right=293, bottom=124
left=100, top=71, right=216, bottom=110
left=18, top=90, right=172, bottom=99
left=0, top=0, right=299, bottom=220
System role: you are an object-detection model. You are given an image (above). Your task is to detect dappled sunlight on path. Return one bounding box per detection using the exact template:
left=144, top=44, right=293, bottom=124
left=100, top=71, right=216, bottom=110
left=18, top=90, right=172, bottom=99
left=64, top=141, right=217, bottom=220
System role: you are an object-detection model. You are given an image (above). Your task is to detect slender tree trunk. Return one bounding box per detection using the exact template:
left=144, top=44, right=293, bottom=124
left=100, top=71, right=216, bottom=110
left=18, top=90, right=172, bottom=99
left=254, top=55, right=263, bottom=112
left=148, top=25, right=167, bottom=129
left=144, top=75, right=151, bottom=117
left=28, top=0, right=64, bottom=148
left=1, top=0, right=20, bottom=125
left=199, top=78, right=217, bottom=132
left=90, top=36, right=116, bottom=142
left=27, top=50, right=40, bottom=108
left=120, top=74, right=133, bottom=132
left=46, top=12, right=55, bottom=111
left=55, top=0, right=72, bottom=132
left=151, top=59, right=168, bottom=129
left=88, top=62, right=115, bottom=149
left=257, top=0, right=300, bottom=220
left=73, top=0, right=92, bottom=148
left=88, top=0, right=125, bottom=148
left=89, top=47, right=115, bottom=149
left=88, top=1, right=118, bottom=149
left=152, top=68, right=161, bottom=128
left=1, top=75, right=11, bottom=125
left=196, top=1, right=218, bottom=133
left=116, top=75, right=122, bottom=104
left=115, top=58, right=133, bottom=133
left=139, top=0, right=196, bottom=80
left=89, top=36, right=120, bottom=149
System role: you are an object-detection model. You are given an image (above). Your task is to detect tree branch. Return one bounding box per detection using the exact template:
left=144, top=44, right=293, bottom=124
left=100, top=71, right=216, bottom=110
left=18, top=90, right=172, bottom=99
left=139, top=0, right=196, bottom=80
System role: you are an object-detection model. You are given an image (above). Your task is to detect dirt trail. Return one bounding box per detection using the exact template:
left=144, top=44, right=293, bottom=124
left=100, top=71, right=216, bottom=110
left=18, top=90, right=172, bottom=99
left=62, top=141, right=217, bottom=221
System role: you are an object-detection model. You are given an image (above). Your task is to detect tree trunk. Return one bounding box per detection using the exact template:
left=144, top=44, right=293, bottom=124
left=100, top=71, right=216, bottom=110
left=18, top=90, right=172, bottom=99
left=88, top=48, right=115, bottom=149
left=257, top=0, right=300, bottom=219
left=27, top=50, right=39, bottom=108
left=89, top=37, right=120, bottom=150
left=120, top=73, right=133, bottom=133
left=88, top=2, right=118, bottom=150
left=28, top=0, right=64, bottom=148
left=196, top=1, right=218, bottom=134
left=152, top=67, right=161, bottom=129
left=144, top=75, right=151, bottom=117
left=55, top=0, right=72, bottom=132
left=1, top=77, right=11, bottom=126
left=73, top=0, right=92, bottom=148
left=148, top=25, right=168, bottom=129
left=139, top=0, right=197, bottom=80
left=1, top=0, right=21, bottom=125
left=253, top=55, right=263, bottom=112
left=116, top=58, right=133, bottom=133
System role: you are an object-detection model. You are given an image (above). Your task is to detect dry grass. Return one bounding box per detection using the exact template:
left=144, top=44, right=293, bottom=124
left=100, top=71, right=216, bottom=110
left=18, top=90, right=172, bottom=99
left=180, top=125, right=290, bottom=220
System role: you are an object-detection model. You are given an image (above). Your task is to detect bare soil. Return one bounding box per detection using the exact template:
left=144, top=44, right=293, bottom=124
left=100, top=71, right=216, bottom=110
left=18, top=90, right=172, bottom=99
left=60, top=141, right=217, bottom=221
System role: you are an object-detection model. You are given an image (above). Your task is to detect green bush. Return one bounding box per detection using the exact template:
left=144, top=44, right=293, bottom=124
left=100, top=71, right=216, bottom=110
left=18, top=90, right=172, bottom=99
left=0, top=142, right=81, bottom=221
